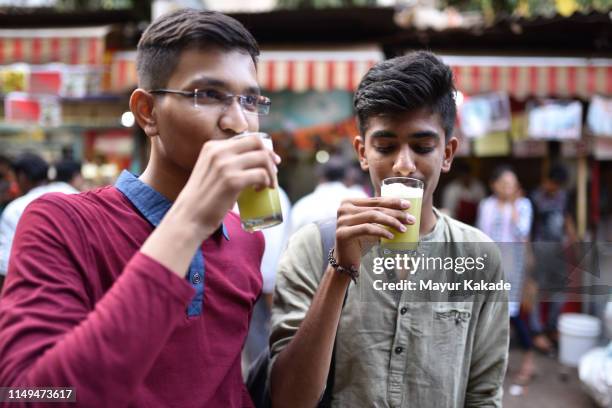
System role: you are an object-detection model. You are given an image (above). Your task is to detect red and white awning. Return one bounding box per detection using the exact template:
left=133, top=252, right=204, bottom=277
left=0, top=27, right=110, bottom=66
left=443, top=56, right=612, bottom=100
left=109, top=51, right=138, bottom=93
left=107, top=51, right=611, bottom=99
left=257, top=47, right=383, bottom=92
left=108, top=46, right=384, bottom=93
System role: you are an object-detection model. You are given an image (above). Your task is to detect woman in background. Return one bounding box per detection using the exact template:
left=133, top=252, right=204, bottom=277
left=477, top=165, right=534, bottom=386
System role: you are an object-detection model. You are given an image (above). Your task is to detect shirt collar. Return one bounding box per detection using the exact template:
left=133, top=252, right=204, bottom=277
left=115, top=170, right=229, bottom=240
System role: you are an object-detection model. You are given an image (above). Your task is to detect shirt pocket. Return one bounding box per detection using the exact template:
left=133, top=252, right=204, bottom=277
left=431, top=304, right=472, bottom=374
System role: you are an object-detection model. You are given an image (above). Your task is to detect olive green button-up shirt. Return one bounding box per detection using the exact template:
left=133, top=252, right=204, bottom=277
left=270, top=210, right=509, bottom=407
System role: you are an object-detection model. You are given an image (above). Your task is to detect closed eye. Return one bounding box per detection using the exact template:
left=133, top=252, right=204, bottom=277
left=374, top=144, right=396, bottom=154
left=413, top=145, right=435, bottom=154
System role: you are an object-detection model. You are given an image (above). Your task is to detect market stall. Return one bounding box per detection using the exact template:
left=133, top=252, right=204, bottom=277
left=0, top=26, right=135, bottom=186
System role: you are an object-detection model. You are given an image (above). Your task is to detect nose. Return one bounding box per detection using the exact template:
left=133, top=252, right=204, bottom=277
left=392, top=145, right=417, bottom=176
left=218, top=98, right=249, bottom=135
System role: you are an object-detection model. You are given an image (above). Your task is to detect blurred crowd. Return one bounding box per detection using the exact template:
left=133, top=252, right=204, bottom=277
left=0, top=151, right=84, bottom=288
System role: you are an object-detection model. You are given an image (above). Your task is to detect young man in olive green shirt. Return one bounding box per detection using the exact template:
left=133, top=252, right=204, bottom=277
left=269, top=51, right=508, bottom=408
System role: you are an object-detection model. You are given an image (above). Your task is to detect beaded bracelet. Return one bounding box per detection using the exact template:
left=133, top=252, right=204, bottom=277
left=328, top=248, right=359, bottom=283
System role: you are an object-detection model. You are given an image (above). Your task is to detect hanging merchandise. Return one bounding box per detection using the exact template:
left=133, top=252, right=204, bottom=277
left=29, top=65, right=63, bottom=94
left=458, top=91, right=511, bottom=138
left=1, top=63, right=103, bottom=97
left=4, top=92, right=61, bottom=127
left=0, top=64, right=29, bottom=93
left=527, top=99, right=583, bottom=140
left=587, top=95, right=612, bottom=137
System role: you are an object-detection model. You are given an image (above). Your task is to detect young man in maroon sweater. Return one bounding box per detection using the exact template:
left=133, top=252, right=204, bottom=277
left=0, top=9, right=278, bottom=407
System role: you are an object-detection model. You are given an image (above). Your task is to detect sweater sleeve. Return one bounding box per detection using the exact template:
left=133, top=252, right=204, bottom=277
left=0, top=197, right=195, bottom=407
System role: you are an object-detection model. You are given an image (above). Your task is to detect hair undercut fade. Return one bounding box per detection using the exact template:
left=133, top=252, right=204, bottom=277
left=354, top=51, right=457, bottom=140
left=137, top=9, right=260, bottom=90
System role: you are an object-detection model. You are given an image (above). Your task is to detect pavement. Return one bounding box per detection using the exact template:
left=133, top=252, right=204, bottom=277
left=503, top=347, right=598, bottom=408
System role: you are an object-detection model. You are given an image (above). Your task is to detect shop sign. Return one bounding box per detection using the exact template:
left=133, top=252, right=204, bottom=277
left=459, top=91, right=512, bottom=138
left=527, top=99, right=582, bottom=140
left=587, top=95, right=612, bottom=137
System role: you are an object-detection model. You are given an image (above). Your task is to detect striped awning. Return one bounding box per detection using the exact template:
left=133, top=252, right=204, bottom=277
left=257, top=47, right=383, bottom=92
left=443, top=56, right=612, bottom=100
left=110, top=51, right=138, bottom=93
left=108, top=46, right=384, bottom=93
left=108, top=52, right=611, bottom=98
left=0, top=27, right=110, bottom=66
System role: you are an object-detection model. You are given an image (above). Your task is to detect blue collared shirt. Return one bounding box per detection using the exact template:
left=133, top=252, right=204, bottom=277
left=115, top=170, right=229, bottom=316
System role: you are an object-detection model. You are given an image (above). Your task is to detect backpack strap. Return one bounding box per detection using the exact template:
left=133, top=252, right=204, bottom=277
left=316, top=218, right=337, bottom=273
left=315, top=218, right=347, bottom=408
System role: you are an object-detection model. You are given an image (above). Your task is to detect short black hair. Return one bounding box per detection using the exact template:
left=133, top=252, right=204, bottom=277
left=320, top=156, right=346, bottom=182
left=137, top=9, right=260, bottom=90
left=490, top=164, right=515, bottom=183
left=548, top=163, right=568, bottom=185
left=12, top=153, right=48, bottom=183
left=354, top=50, right=456, bottom=140
left=54, top=159, right=81, bottom=183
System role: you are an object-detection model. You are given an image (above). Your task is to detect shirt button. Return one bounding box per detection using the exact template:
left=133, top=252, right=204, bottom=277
left=400, top=307, right=408, bottom=315
left=395, top=346, right=403, bottom=354
left=192, top=273, right=201, bottom=284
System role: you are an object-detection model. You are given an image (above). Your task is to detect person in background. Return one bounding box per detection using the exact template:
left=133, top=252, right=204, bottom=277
left=0, top=9, right=277, bottom=407
left=290, top=155, right=368, bottom=234
left=529, top=163, right=577, bottom=353
left=0, top=153, right=79, bottom=289
left=54, top=158, right=85, bottom=192
left=0, top=155, right=17, bottom=215
left=477, top=165, right=535, bottom=387
left=441, top=161, right=485, bottom=225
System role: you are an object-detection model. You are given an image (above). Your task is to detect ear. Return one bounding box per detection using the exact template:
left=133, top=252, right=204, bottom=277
left=441, top=136, right=459, bottom=173
left=353, top=135, right=368, bottom=171
left=130, top=89, right=158, bottom=138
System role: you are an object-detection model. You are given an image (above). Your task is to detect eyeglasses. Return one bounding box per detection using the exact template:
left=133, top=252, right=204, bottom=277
left=149, top=88, right=271, bottom=116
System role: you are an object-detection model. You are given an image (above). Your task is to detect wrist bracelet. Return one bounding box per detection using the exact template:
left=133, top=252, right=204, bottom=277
left=328, top=248, right=359, bottom=283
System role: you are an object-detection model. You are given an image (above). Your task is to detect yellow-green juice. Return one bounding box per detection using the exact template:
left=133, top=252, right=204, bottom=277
left=237, top=186, right=283, bottom=232
left=380, top=182, right=423, bottom=251
left=235, top=132, right=284, bottom=232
